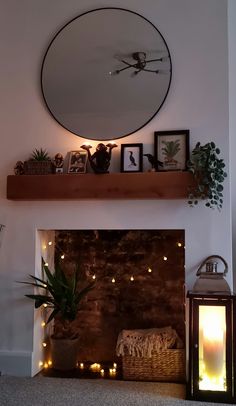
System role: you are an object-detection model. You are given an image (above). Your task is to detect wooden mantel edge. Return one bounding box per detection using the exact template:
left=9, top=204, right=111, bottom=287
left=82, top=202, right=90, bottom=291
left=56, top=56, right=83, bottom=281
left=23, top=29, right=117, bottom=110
left=7, top=171, right=194, bottom=200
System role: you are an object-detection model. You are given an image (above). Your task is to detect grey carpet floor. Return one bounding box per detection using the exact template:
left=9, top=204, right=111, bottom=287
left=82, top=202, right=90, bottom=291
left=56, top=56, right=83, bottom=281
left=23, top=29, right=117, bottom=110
left=0, top=377, right=232, bottom=406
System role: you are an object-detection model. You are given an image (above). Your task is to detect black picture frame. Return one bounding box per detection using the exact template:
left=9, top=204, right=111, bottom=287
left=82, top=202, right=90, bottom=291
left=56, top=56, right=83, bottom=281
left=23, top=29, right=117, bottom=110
left=120, top=143, right=143, bottom=172
left=154, top=130, right=189, bottom=171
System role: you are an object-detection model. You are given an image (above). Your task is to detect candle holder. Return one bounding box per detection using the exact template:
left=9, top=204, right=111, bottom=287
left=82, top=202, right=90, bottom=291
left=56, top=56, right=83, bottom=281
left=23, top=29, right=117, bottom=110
left=81, top=143, right=117, bottom=174
left=187, top=255, right=236, bottom=403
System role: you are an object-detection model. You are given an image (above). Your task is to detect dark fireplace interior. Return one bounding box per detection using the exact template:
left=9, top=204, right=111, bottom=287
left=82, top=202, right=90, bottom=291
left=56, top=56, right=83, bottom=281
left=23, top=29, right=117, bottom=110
left=53, top=229, right=185, bottom=372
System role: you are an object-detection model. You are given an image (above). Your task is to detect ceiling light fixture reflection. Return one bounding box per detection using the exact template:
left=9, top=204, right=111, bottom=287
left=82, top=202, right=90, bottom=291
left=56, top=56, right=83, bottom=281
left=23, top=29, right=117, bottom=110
left=109, top=52, right=169, bottom=76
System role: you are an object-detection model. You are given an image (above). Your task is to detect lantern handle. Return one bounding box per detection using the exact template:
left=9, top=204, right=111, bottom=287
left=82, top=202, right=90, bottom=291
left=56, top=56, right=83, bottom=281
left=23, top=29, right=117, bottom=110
left=196, top=255, right=228, bottom=276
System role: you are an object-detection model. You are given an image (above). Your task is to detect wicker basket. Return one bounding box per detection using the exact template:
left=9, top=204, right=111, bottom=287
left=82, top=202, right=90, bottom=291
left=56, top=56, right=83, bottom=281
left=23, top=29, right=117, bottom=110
left=23, top=160, right=53, bottom=175
left=122, top=349, right=186, bottom=382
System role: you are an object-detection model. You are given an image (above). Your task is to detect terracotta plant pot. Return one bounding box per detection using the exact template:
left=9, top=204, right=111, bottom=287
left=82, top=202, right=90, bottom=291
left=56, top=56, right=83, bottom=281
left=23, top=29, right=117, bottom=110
left=50, top=337, right=79, bottom=370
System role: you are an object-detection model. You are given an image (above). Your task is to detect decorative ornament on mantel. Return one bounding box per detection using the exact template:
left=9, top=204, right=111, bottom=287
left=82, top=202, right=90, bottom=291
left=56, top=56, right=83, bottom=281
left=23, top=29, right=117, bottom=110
left=81, top=142, right=117, bottom=174
left=187, top=142, right=227, bottom=210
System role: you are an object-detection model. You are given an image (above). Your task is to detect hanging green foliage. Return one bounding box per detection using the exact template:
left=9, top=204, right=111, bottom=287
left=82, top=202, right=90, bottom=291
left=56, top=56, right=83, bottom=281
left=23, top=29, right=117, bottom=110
left=187, top=142, right=227, bottom=210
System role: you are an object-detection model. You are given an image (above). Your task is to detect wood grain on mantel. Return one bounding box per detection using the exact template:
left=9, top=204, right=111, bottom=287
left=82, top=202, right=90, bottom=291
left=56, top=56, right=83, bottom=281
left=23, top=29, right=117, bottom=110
left=7, top=172, right=194, bottom=200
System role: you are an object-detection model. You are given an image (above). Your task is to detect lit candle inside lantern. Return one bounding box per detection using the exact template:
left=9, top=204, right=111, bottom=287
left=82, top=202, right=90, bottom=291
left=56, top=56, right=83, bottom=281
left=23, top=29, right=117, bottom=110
left=199, top=305, right=226, bottom=391
left=203, top=323, right=224, bottom=378
left=80, top=363, right=84, bottom=369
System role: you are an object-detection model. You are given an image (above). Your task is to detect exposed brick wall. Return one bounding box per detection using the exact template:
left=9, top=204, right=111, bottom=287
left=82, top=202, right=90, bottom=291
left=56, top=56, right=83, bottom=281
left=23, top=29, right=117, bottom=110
left=55, top=230, right=185, bottom=363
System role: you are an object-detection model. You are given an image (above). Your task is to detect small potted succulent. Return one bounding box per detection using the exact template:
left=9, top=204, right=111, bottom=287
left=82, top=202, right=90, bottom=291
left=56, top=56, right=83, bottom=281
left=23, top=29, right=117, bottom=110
left=24, top=148, right=52, bottom=175
left=21, top=261, right=95, bottom=370
left=187, top=142, right=227, bottom=210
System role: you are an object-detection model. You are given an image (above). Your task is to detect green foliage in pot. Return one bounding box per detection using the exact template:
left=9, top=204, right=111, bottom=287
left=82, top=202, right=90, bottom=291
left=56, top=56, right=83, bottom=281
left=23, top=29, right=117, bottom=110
left=20, top=260, right=95, bottom=338
left=30, top=148, right=51, bottom=161
left=187, top=142, right=227, bottom=210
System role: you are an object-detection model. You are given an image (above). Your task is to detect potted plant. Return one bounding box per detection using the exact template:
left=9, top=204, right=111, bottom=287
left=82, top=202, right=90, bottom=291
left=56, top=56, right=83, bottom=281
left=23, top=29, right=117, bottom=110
left=187, top=142, right=227, bottom=210
left=24, top=148, right=53, bottom=175
left=21, top=260, right=95, bottom=370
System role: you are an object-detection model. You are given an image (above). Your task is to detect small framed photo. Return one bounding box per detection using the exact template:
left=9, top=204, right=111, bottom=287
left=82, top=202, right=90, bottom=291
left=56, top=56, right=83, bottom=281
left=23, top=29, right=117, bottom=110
left=154, top=130, right=189, bottom=171
left=68, top=150, right=88, bottom=174
left=120, top=143, right=143, bottom=172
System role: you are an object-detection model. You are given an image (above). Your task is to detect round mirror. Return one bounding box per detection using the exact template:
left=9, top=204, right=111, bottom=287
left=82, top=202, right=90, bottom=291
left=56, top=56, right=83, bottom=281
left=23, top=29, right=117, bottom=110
left=41, top=8, right=172, bottom=140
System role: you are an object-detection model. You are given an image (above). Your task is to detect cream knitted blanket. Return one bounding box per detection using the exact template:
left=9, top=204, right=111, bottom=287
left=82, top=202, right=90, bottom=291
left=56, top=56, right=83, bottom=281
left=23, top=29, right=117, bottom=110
left=116, top=326, right=181, bottom=358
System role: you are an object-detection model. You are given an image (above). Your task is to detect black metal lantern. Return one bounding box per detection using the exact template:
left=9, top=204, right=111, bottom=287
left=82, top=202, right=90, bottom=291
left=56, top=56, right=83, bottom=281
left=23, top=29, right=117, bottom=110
left=187, top=255, right=236, bottom=403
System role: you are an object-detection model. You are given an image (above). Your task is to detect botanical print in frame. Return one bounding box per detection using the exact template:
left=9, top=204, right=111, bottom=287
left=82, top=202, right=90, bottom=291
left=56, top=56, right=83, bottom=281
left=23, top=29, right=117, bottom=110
left=68, top=150, right=88, bottom=174
left=154, top=130, right=189, bottom=171
left=120, top=143, right=143, bottom=172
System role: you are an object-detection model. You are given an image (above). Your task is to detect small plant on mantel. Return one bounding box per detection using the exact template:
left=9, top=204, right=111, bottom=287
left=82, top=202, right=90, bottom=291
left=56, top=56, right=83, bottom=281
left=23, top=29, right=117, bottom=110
left=187, top=142, right=227, bottom=210
left=30, top=148, right=51, bottom=161
left=23, top=148, right=52, bottom=175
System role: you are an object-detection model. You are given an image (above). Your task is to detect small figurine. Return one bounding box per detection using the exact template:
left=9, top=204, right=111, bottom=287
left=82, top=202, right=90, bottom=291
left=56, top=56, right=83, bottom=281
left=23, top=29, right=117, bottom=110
left=143, top=154, right=163, bottom=171
left=14, top=161, right=24, bottom=175
left=53, top=153, right=64, bottom=173
left=81, top=143, right=117, bottom=174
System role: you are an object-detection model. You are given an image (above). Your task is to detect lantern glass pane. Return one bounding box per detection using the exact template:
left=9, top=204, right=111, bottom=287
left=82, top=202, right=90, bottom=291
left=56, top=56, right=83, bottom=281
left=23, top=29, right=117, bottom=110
left=199, top=305, right=226, bottom=392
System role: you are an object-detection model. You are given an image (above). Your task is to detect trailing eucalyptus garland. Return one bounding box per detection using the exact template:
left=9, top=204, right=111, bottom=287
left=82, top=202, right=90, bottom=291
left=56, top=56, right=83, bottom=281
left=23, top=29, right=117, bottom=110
left=187, top=142, right=227, bottom=210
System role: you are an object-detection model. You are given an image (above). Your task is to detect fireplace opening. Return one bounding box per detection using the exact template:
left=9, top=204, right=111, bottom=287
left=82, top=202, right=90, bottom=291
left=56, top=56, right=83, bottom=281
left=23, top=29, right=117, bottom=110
left=42, top=229, right=185, bottom=381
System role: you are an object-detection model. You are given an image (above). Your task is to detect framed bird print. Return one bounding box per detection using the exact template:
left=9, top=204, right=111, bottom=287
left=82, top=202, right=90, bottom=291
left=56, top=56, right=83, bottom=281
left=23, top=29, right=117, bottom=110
left=154, top=130, right=189, bottom=171
left=120, top=143, right=143, bottom=172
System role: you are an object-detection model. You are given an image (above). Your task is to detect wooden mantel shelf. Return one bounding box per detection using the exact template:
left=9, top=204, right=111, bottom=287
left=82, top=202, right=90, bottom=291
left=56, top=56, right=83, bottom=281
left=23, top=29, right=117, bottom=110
left=7, top=172, right=194, bottom=201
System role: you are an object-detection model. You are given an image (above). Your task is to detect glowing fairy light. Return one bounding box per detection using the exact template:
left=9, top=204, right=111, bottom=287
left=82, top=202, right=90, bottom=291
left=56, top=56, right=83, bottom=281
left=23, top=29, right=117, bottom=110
left=163, top=256, right=168, bottom=261
left=61, top=254, right=65, bottom=259
left=112, top=278, right=116, bottom=283
left=147, top=267, right=152, bottom=273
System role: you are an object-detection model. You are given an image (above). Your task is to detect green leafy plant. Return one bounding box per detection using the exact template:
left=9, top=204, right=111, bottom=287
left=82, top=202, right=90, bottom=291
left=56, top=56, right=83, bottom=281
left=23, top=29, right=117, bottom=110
left=30, top=148, right=51, bottom=161
left=187, top=142, right=227, bottom=210
left=20, top=260, right=95, bottom=338
left=161, top=140, right=181, bottom=162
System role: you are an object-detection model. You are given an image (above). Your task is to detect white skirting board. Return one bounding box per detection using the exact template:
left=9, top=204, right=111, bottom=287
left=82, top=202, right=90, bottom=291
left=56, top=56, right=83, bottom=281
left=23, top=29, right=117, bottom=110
left=0, top=351, right=32, bottom=377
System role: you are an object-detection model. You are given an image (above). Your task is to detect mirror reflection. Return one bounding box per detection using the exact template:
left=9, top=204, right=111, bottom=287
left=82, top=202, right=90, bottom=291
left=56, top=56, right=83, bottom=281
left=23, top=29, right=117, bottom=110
left=41, top=8, right=172, bottom=140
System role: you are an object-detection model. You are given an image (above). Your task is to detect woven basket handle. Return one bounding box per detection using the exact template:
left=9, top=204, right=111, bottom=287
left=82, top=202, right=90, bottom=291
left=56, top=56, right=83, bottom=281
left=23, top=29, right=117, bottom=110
left=196, top=255, right=228, bottom=276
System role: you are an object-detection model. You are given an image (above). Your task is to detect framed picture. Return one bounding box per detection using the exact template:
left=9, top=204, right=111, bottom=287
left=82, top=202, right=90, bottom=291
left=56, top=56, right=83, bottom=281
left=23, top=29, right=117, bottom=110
left=120, top=143, right=143, bottom=172
left=68, top=150, right=88, bottom=174
left=154, top=130, right=189, bottom=171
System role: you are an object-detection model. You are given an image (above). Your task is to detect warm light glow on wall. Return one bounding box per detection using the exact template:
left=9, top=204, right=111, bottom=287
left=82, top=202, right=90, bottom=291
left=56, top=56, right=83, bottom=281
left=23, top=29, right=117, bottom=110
left=199, top=305, right=226, bottom=392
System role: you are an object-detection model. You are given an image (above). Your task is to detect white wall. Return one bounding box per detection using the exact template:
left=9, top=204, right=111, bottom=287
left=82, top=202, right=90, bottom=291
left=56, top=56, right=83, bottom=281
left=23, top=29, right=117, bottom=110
left=0, top=0, right=231, bottom=376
